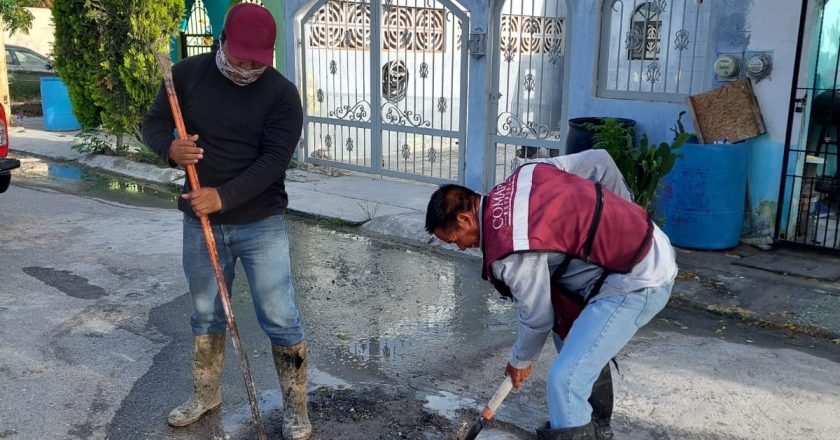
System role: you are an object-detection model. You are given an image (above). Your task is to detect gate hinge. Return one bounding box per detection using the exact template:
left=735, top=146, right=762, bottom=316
left=468, top=28, right=487, bottom=59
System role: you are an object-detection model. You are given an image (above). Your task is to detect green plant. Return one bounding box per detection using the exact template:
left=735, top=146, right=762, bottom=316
left=622, top=132, right=689, bottom=212
left=73, top=128, right=126, bottom=155
left=357, top=200, right=380, bottom=221
left=585, top=118, right=634, bottom=158
left=669, top=110, right=696, bottom=140
left=0, top=0, right=36, bottom=35
left=587, top=117, right=687, bottom=214
left=52, top=0, right=183, bottom=146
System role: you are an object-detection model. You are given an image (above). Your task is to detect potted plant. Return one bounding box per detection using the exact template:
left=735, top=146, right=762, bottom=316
left=568, top=117, right=636, bottom=155
left=586, top=117, right=688, bottom=217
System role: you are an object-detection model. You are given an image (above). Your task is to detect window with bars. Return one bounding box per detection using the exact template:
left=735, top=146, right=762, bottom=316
left=628, top=2, right=661, bottom=60
left=598, top=0, right=710, bottom=102
left=500, top=15, right=564, bottom=57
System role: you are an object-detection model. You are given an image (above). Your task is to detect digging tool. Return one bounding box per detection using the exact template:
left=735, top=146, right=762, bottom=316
left=152, top=52, right=268, bottom=440
left=463, top=376, right=514, bottom=440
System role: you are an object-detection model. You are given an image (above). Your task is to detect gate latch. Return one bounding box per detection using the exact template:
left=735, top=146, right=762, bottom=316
left=468, top=28, right=487, bottom=58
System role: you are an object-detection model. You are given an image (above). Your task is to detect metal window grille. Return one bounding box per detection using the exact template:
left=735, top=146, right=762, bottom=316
left=500, top=15, right=565, bottom=56
left=489, top=0, right=566, bottom=187
left=598, top=0, right=710, bottom=102
left=308, top=1, right=446, bottom=52
left=628, top=3, right=662, bottom=60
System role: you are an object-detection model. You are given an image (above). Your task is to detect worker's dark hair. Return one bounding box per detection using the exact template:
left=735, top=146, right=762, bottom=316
left=425, top=184, right=480, bottom=234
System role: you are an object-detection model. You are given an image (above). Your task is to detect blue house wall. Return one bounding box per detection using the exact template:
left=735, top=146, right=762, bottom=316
left=278, top=0, right=808, bottom=244
left=564, top=0, right=802, bottom=243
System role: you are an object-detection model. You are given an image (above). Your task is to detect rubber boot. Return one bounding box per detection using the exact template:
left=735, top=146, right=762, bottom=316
left=537, top=422, right=597, bottom=440
left=272, top=341, right=312, bottom=440
left=168, top=333, right=226, bottom=427
left=589, top=364, right=615, bottom=440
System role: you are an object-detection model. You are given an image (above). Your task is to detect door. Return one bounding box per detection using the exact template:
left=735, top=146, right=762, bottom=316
left=777, top=0, right=840, bottom=250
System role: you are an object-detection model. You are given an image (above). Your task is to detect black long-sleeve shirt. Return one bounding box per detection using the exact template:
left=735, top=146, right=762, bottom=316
left=142, top=51, right=303, bottom=224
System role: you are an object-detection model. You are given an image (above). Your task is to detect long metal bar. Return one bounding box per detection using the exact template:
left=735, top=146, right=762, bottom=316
left=307, top=155, right=458, bottom=184
left=152, top=52, right=268, bottom=440
left=775, top=0, right=811, bottom=241
left=661, top=0, right=674, bottom=92
left=687, top=1, right=700, bottom=94
left=491, top=134, right=567, bottom=150
left=370, top=0, right=383, bottom=173
left=674, top=0, right=688, bottom=93
left=300, top=10, right=312, bottom=159
left=457, top=10, right=469, bottom=183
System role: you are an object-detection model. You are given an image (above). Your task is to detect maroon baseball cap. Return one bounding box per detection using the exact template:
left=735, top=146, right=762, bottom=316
left=223, top=3, right=276, bottom=66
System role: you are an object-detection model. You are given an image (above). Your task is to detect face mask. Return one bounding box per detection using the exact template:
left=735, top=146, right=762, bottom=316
left=215, top=48, right=267, bottom=86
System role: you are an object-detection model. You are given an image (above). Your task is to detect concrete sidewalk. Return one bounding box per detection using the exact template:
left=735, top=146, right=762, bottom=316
left=8, top=119, right=840, bottom=340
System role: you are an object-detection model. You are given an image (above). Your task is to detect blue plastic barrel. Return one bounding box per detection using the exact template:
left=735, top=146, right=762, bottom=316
left=40, top=77, right=81, bottom=131
left=658, top=141, right=750, bottom=250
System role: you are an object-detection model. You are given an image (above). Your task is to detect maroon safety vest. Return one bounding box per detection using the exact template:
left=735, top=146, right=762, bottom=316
left=481, top=163, right=654, bottom=335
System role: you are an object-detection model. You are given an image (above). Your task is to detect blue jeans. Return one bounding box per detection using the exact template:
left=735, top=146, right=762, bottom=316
left=547, top=281, right=673, bottom=428
left=182, top=214, right=305, bottom=346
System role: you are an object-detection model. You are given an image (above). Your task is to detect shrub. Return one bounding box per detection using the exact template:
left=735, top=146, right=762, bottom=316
left=53, top=0, right=183, bottom=148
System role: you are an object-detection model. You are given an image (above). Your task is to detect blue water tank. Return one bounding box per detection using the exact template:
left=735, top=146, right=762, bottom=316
left=41, top=77, right=81, bottom=131
left=658, top=141, right=750, bottom=250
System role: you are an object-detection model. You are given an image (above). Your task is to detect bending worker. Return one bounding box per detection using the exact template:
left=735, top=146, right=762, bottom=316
left=142, top=4, right=311, bottom=439
left=425, top=149, right=677, bottom=440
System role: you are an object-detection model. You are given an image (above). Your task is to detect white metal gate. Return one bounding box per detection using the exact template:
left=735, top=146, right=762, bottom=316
left=489, top=0, right=568, bottom=185
left=299, top=0, right=470, bottom=184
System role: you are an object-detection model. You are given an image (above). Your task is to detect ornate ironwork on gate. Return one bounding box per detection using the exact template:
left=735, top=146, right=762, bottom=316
left=489, top=0, right=567, bottom=185
left=299, top=0, right=469, bottom=184
left=180, top=0, right=216, bottom=57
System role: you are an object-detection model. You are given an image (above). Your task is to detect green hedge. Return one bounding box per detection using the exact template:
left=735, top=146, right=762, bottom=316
left=52, top=0, right=184, bottom=143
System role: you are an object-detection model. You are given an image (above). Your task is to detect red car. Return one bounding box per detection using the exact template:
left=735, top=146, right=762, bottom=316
left=0, top=104, right=17, bottom=193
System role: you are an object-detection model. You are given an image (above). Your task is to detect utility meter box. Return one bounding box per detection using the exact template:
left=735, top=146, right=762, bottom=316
left=714, top=54, right=742, bottom=81
left=745, top=51, right=773, bottom=82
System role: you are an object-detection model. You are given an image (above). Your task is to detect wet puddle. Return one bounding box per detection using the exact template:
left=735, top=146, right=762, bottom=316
left=16, top=154, right=526, bottom=438
left=10, top=153, right=178, bottom=209
left=424, top=390, right=477, bottom=419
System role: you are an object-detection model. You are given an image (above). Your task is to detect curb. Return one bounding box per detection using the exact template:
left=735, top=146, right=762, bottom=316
left=668, top=296, right=840, bottom=340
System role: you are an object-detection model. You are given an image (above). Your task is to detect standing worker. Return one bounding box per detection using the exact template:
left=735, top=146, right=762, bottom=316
left=142, top=4, right=311, bottom=439
left=425, top=149, right=677, bottom=440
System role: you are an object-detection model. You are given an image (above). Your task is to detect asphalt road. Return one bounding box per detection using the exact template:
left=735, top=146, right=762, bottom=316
left=1, top=158, right=838, bottom=440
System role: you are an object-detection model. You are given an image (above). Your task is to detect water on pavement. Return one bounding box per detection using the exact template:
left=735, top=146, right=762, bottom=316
left=10, top=157, right=523, bottom=438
